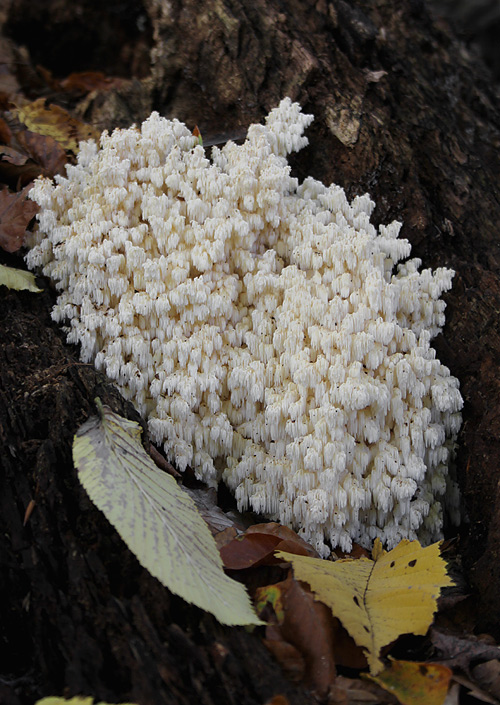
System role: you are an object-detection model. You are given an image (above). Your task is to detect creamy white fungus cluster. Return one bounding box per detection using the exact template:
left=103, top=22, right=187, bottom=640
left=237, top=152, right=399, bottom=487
left=26, top=98, right=462, bottom=554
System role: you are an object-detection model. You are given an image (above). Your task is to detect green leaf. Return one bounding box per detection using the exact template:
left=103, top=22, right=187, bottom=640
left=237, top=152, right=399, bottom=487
left=72, top=399, right=262, bottom=626
left=0, top=262, right=42, bottom=292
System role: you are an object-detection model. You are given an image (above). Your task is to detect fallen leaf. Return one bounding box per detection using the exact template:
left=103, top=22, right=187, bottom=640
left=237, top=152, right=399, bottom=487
left=330, top=674, right=399, bottom=704
left=35, top=697, right=138, bottom=705
left=60, top=71, right=125, bottom=95
left=255, top=574, right=338, bottom=695
left=221, top=532, right=285, bottom=569
left=16, top=130, right=69, bottom=177
left=430, top=628, right=500, bottom=675
left=215, top=527, right=238, bottom=551
left=0, top=116, right=12, bottom=144
left=366, top=659, right=452, bottom=705
left=442, top=682, right=461, bottom=705
left=472, top=660, right=500, bottom=701
left=246, top=523, right=320, bottom=557
left=0, top=144, right=29, bottom=165
left=13, top=98, right=100, bottom=152
left=221, top=522, right=319, bottom=570
left=184, top=485, right=246, bottom=535
left=277, top=539, right=453, bottom=675
left=0, top=262, right=42, bottom=292
left=72, top=399, right=262, bottom=626
left=0, top=186, right=39, bottom=251
left=451, top=673, right=500, bottom=705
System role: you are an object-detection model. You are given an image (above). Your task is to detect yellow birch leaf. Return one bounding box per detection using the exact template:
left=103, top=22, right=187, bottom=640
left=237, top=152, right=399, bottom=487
left=276, top=538, right=453, bottom=675
left=366, top=658, right=452, bottom=705
left=13, top=99, right=100, bottom=152
left=73, top=399, right=262, bottom=626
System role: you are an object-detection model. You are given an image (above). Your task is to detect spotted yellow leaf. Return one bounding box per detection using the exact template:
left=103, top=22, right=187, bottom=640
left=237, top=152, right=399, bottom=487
left=73, top=399, right=262, bottom=626
left=366, top=658, right=452, bottom=705
left=277, top=539, right=453, bottom=674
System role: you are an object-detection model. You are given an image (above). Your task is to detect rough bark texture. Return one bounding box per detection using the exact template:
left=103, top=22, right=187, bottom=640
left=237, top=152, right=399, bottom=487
left=1, top=0, right=500, bottom=703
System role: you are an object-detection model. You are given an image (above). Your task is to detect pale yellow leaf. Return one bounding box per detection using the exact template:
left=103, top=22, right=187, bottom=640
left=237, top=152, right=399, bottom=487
left=277, top=538, right=453, bottom=674
left=72, top=399, right=262, bottom=626
left=0, top=263, right=42, bottom=292
left=35, top=697, right=137, bottom=705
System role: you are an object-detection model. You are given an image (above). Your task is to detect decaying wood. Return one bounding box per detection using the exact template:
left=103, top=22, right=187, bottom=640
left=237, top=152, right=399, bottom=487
left=1, top=0, right=500, bottom=702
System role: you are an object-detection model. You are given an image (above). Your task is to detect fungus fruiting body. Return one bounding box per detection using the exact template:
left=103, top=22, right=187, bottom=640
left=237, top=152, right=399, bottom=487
left=26, top=99, right=462, bottom=555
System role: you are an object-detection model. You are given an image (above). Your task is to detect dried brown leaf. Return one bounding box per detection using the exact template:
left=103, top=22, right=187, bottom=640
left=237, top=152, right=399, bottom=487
left=247, top=522, right=320, bottom=557
left=0, top=117, right=12, bottom=145
left=215, top=527, right=238, bottom=552
left=60, top=71, right=125, bottom=95
left=16, top=130, right=69, bottom=177
left=184, top=486, right=245, bottom=535
left=0, top=186, right=38, bottom=252
left=220, top=523, right=320, bottom=570
left=430, top=628, right=500, bottom=675
left=329, top=674, right=399, bottom=704
left=472, top=660, right=500, bottom=701
left=0, top=145, right=29, bottom=166
left=221, top=533, right=284, bottom=569
left=256, top=574, right=338, bottom=696
left=452, top=674, right=500, bottom=705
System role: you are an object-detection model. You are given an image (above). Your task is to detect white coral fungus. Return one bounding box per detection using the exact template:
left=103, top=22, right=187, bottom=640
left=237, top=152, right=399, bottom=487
left=26, top=98, right=462, bottom=555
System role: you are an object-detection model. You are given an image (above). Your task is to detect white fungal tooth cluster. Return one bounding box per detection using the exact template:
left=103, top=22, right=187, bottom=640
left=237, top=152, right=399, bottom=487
left=26, top=98, right=462, bottom=555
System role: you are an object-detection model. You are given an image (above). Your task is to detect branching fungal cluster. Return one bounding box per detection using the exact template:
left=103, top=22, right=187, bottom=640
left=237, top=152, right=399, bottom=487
left=26, top=99, right=462, bottom=554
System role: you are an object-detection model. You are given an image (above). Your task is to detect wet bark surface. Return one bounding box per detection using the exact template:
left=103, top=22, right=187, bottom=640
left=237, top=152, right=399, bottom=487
left=1, top=0, right=500, bottom=702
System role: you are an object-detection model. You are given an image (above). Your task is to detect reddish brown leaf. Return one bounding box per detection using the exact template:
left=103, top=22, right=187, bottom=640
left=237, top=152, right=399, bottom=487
left=0, top=145, right=29, bottom=166
left=246, top=522, right=320, bottom=557
left=60, top=71, right=125, bottom=95
left=221, top=533, right=283, bottom=569
left=16, top=130, right=69, bottom=177
left=263, top=696, right=291, bottom=705
left=0, top=117, right=12, bottom=145
left=334, top=542, right=371, bottom=559
left=215, top=527, right=238, bottom=551
left=262, top=637, right=305, bottom=684
left=221, top=523, right=320, bottom=569
left=0, top=186, right=38, bottom=252
left=0, top=158, right=41, bottom=189
left=256, top=574, right=338, bottom=696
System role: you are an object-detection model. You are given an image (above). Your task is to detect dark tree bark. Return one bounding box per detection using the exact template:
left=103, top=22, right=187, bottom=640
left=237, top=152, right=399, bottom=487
left=1, top=0, right=500, bottom=703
